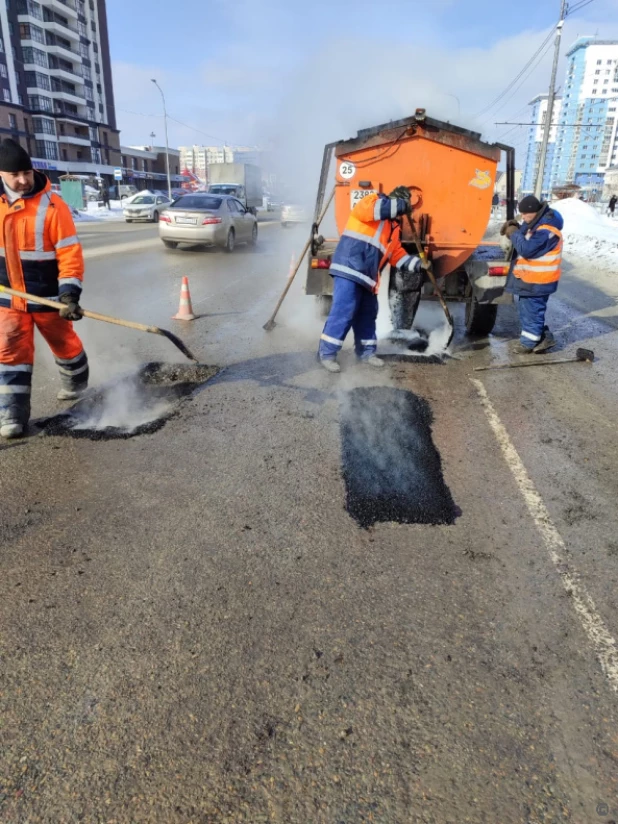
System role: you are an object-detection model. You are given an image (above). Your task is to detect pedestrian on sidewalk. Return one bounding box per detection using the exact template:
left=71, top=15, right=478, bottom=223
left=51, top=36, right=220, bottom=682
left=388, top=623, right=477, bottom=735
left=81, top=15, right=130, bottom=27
left=0, top=139, right=89, bottom=438
left=502, top=194, right=563, bottom=354
left=318, top=186, right=427, bottom=373
left=101, top=183, right=111, bottom=210
left=608, top=194, right=617, bottom=218
left=492, top=191, right=499, bottom=216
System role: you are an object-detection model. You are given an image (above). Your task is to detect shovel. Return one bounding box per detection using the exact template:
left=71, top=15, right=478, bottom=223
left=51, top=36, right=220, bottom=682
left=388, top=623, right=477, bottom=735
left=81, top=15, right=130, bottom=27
left=405, top=213, right=455, bottom=348
left=473, top=347, right=595, bottom=372
left=0, top=285, right=199, bottom=362
left=263, top=186, right=336, bottom=331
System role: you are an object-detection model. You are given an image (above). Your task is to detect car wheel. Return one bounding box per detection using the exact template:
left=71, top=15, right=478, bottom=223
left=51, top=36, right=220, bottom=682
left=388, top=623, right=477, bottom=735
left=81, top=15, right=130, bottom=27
left=163, top=240, right=178, bottom=249
left=251, top=223, right=258, bottom=246
left=153, top=211, right=159, bottom=223
left=225, top=228, right=235, bottom=253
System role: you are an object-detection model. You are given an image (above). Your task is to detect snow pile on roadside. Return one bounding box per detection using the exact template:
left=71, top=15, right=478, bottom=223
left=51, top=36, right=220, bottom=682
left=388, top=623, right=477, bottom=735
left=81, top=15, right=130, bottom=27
left=550, top=197, right=618, bottom=271
left=73, top=199, right=124, bottom=222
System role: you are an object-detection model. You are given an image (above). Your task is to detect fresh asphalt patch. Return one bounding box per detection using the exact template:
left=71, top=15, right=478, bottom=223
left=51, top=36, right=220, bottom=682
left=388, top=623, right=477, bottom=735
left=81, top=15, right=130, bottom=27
left=37, top=362, right=218, bottom=440
left=340, top=387, right=459, bottom=528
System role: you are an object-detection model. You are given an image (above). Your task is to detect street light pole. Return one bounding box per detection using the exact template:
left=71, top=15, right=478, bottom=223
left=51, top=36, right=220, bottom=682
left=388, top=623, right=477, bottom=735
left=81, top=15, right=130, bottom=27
left=534, top=0, right=567, bottom=201
left=151, top=79, right=172, bottom=199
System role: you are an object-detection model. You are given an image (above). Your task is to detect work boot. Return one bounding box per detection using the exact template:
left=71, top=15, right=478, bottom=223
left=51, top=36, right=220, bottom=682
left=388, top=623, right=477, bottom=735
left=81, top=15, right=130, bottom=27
left=319, top=358, right=341, bottom=374
left=512, top=341, right=535, bottom=355
left=533, top=329, right=556, bottom=354
left=57, top=387, right=86, bottom=401
left=364, top=355, right=385, bottom=368
left=0, top=421, right=24, bottom=439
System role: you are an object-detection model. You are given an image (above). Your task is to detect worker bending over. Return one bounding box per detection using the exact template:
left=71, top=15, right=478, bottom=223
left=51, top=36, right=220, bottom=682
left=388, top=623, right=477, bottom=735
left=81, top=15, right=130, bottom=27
left=0, top=139, right=88, bottom=438
left=502, top=194, right=563, bottom=354
left=318, top=186, right=427, bottom=373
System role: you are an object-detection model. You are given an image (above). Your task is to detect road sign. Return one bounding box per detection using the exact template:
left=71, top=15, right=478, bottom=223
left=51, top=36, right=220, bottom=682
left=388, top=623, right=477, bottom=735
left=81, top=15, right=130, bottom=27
left=114, top=168, right=122, bottom=180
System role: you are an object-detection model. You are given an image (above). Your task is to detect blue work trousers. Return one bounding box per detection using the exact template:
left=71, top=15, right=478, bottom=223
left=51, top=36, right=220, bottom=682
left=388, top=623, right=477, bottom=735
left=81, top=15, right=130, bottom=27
left=319, top=276, right=378, bottom=360
left=518, top=294, right=550, bottom=349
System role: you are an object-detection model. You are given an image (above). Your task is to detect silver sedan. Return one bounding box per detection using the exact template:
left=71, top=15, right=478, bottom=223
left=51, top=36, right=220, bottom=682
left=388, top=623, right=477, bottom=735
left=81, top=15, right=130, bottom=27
left=124, top=193, right=171, bottom=223
left=159, top=194, right=258, bottom=251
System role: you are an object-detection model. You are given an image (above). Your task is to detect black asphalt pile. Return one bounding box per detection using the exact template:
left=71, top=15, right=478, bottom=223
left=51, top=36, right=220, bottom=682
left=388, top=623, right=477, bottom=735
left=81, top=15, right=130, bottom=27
left=340, top=387, right=458, bottom=528
left=38, top=362, right=218, bottom=441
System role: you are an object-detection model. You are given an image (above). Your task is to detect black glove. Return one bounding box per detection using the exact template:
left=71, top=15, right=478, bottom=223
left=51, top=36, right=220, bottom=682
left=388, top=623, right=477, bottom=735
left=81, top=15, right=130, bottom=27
left=389, top=185, right=412, bottom=214
left=505, top=223, right=520, bottom=239
left=59, top=293, right=83, bottom=321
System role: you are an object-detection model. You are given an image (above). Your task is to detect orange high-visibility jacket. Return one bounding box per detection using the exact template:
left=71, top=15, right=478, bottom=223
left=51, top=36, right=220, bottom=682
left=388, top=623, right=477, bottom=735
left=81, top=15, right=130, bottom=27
left=0, top=171, right=84, bottom=313
left=507, top=207, right=563, bottom=297
left=330, top=193, right=419, bottom=293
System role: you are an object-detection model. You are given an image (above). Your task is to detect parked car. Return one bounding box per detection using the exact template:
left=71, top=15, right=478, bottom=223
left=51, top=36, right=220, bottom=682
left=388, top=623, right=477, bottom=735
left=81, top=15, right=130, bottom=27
left=123, top=193, right=171, bottom=223
left=85, top=184, right=100, bottom=202
left=118, top=184, right=138, bottom=200
left=281, top=203, right=308, bottom=227
left=158, top=193, right=258, bottom=251
left=171, top=188, right=187, bottom=200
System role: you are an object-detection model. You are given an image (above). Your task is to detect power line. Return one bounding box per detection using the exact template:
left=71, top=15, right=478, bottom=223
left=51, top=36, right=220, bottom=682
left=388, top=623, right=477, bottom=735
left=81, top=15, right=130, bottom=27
left=567, top=0, right=595, bottom=15
left=473, top=27, right=556, bottom=118
left=116, top=107, right=231, bottom=146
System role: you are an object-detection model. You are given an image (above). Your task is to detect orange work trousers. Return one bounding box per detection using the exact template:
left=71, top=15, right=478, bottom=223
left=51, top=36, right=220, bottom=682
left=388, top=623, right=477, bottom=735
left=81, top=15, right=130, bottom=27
left=0, top=307, right=88, bottom=425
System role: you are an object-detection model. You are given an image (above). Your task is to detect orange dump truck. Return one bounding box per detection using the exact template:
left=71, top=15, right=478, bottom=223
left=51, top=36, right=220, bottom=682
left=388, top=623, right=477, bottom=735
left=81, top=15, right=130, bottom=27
left=306, top=110, right=516, bottom=336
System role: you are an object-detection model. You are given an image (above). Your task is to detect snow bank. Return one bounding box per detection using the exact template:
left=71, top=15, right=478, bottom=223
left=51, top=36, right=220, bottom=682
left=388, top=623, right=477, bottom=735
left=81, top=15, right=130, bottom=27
left=73, top=199, right=124, bottom=222
left=550, top=197, right=618, bottom=271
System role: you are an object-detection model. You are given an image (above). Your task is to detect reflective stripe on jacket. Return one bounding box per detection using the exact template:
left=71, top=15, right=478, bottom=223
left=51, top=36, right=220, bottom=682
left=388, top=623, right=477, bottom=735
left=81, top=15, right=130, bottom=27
left=0, top=171, right=84, bottom=313
left=513, top=224, right=562, bottom=284
left=330, top=193, right=418, bottom=294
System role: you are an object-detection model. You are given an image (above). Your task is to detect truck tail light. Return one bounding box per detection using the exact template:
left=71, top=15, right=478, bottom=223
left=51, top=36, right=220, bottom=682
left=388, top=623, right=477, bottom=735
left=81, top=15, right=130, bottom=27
left=311, top=257, right=331, bottom=269
left=202, top=217, right=222, bottom=225
left=488, top=265, right=509, bottom=276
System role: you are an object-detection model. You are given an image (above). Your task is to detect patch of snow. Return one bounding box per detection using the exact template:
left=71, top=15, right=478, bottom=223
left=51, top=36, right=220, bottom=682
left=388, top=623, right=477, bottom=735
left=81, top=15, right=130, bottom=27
left=73, top=199, right=125, bottom=222
left=551, top=198, right=618, bottom=272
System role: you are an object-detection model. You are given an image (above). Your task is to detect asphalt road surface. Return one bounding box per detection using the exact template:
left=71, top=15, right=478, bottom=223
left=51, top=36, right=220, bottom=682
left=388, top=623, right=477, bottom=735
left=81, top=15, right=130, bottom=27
left=1, top=217, right=617, bottom=823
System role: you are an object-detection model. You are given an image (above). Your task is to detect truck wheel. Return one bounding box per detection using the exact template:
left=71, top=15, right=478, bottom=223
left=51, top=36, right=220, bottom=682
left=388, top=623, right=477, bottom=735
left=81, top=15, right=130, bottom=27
left=225, top=229, right=235, bottom=253
left=251, top=223, right=258, bottom=246
left=465, top=298, right=498, bottom=336
left=317, top=295, right=333, bottom=318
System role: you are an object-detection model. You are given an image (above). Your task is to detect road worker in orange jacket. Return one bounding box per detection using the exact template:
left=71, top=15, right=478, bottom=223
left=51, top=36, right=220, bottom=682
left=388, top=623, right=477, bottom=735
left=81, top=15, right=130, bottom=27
left=319, top=186, right=426, bottom=373
left=0, top=139, right=88, bottom=438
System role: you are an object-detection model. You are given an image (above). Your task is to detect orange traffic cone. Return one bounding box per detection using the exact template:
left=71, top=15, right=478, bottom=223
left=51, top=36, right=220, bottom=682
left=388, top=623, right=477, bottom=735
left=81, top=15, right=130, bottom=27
left=173, top=276, right=196, bottom=320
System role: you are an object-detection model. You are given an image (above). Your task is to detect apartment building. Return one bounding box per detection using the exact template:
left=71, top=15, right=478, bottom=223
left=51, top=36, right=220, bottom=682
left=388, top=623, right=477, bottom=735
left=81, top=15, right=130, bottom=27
left=0, top=0, right=121, bottom=181
left=521, top=94, right=562, bottom=195
left=178, top=144, right=262, bottom=181
left=523, top=37, right=618, bottom=198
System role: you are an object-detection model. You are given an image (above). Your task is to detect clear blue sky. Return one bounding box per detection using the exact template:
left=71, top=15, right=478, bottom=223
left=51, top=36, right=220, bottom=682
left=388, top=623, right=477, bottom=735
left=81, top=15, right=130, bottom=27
left=106, top=0, right=618, bottom=175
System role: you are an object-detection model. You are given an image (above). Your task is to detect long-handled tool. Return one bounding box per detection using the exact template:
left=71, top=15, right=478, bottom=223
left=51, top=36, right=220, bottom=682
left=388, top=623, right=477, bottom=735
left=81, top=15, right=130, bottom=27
left=473, top=347, right=594, bottom=372
left=0, top=285, right=199, bottom=362
left=405, top=213, right=455, bottom=348
left=263, top=187, right=336, bottom=332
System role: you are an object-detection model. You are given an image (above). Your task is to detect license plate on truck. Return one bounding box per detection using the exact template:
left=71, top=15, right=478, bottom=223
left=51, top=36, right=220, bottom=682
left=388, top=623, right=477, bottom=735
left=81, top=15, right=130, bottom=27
left=350, top=189, right=377, bottom=208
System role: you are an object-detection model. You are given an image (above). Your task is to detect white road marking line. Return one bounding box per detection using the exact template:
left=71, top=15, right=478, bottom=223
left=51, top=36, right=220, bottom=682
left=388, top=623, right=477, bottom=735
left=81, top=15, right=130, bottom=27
left=471, top=378, right=618, bottom=693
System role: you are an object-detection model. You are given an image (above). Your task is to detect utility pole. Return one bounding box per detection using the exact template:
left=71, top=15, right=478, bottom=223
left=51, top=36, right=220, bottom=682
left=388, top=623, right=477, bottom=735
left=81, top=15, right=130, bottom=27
left=151, top=79, right=172, bottom=199
left=534, top=0, right=567, bottom=200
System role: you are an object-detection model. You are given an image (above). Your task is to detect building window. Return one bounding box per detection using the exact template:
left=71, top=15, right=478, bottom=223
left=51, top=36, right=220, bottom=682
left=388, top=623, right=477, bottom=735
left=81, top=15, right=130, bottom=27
left=28, top=94, right=52, bottom=112
left=22, top=46, right=48, bottom=68
left=20, top=23, right=46, bottom=44
left=25, top=71, right=51, bottom=91
left=84, top=86, right=93, bottom=101
left=83, top=65, right=91, bottom=80
left=79, top=43, right=89, bottom=58
left=62, top=149, right=67, bottom=160
left=35, top=140, right=58, bottom=160
left=597, top=59, right=602, bottom=65
left=33, top=116, right=56, bottom=135
left=8, top=113, right=17, bottom=129
left=3, top=88, right=10, bottom=103
left=594, top=79, right=598, bottom=85
left=17, top=0, right=43, bottom=19
left=0, top=64, right=7, bottom=80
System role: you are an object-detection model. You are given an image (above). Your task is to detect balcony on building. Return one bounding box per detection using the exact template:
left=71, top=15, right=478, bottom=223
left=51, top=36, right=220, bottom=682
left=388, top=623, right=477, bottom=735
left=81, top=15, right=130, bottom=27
left=47, top=55, right=83, bottom=84
left=42, top=31, right=81, bottom=61
left=46, top=0, right=79, bottom=20
left=57, top=119, right=90, bottom=147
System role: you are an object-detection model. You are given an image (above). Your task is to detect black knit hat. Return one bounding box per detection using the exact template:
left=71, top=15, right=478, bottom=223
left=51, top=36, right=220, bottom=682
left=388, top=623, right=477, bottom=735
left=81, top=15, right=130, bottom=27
left=518, top=194, right=542, bottom=214
left=0, top=139, right=33, bottom=173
